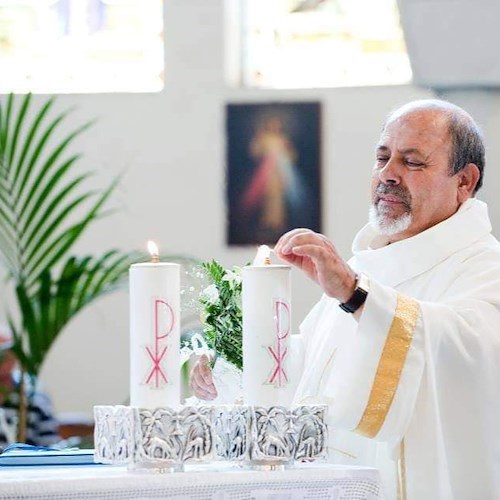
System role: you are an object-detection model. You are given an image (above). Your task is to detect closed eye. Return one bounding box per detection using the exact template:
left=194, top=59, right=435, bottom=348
left=406, top=160, right=424, bottom=168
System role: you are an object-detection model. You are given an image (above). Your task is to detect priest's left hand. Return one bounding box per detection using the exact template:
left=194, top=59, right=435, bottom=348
left=189, top=354, right=218, bottom=401
left=275, top=228, right=357, bottom=303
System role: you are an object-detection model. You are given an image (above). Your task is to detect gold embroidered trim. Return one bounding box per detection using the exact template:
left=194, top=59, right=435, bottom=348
left=354, top=294, right=419, bottom=438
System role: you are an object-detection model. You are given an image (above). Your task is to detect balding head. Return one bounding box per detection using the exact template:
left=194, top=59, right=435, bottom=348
left=384, top=99, right=485, bottom=193
left=371, top=99, right=483, bottom=242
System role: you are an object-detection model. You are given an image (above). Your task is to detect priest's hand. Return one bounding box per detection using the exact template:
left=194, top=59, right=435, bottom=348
left=189, top=354, right=218, bottom=400
left=275, top=228, right=357, bottom=303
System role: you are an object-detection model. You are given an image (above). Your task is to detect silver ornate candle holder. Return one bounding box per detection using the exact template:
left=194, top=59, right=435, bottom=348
left=94, top=405, right=214, bottom=472
left=95, top=404, right=326, bottom=471
left=214, top=405, right=328, bottom=469
left=94, top=405, right=134, bottom=465
left=214, top=405, right=250, bottom=461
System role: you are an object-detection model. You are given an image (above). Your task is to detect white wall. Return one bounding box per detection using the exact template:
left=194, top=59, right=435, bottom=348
left=8, top=0, right=495, bottom=415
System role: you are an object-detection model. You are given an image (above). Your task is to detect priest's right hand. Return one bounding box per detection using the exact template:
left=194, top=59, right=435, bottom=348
left=275, top=228, right=357, bottom=303
left=189, top=354, right=218, bottom=400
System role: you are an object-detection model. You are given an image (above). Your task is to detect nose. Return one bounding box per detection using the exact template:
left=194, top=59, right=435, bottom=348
left=377, top=158, right=400, bottom=185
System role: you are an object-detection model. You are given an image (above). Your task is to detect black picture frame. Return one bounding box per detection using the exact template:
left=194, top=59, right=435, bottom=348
left=226, top=102, right=322, bottom=246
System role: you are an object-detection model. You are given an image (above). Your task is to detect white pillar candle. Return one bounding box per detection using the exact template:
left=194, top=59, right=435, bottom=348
left=242, top=257, right=292, bottom=407
left=129, top=244, right=180, bottom=409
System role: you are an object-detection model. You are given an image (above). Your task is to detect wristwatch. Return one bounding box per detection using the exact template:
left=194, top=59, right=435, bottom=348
left=339, top=273, right=370, bottom=314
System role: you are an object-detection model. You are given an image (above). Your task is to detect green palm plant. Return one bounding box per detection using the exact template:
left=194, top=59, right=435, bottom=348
left=0, top=93, right=193, bottom=443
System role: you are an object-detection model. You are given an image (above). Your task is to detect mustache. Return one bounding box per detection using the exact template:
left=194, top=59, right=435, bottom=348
left=375, top=183, right=412, bottom=208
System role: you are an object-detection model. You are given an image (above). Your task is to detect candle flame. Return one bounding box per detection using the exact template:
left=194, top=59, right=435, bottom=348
left=147, top=240, right=160, bottom=263
left=253, top=245, right=272, bottom=266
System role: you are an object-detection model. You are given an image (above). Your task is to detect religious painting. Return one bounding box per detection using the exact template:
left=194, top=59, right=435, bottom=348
left=226, top=102, right=322, bottom=245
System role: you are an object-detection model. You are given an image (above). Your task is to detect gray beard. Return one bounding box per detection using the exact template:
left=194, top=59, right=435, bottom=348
left=369, top=205, right=412, bottom=236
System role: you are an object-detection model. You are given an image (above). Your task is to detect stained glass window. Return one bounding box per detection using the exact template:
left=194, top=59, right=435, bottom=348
left=237, top=0, right=412, bottom=88
left=0, top=0, right=163, bottom=93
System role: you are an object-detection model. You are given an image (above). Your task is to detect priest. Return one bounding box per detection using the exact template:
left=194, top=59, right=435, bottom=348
left=274, top=99, right=500, bottom=500
left=191, top=99, right=500, bottom=499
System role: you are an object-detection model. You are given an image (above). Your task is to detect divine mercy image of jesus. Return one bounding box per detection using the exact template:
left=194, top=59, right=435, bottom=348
left=226, top=102, right=322, bottom=245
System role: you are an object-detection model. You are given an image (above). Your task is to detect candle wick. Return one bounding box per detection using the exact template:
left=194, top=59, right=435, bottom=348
left=151, top=254, right=160, bottom=263
left=264, top=257, right=271, bottom=265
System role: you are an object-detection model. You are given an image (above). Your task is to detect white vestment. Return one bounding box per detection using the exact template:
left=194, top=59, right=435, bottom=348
left=294, top=199, right=500, bottom=500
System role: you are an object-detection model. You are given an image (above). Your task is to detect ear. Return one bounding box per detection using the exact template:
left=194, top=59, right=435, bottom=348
left=457, top=163, right=480, bottom=203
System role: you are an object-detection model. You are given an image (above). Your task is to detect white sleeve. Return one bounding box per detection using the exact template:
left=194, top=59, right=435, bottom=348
left=298, top=294, right=330, bottom=348
left=321, top=279, right=424, bottom=442
left=287, top=334, right=305, bottom=402
left=322, top=275, right=500, bottom=445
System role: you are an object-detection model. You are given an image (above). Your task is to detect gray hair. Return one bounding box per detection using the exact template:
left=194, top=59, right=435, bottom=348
left=386, top=99, right=485, bottom=193
left=448, top=111, right=484, bottom=193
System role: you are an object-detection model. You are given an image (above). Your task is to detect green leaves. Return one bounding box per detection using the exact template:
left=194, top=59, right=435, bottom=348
left=9, top=252, right=135, bottom=377
left=0, top=93, right=138, bottom=379
left=0, top=93, right=104, bottom=287
left=199, top=260, right=243, bottom=370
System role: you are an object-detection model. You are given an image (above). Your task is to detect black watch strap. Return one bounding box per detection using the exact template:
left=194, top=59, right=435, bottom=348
left=339, top=273, right=369, bottom=314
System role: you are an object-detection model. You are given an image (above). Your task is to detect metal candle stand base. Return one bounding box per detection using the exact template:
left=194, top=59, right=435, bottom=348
left=94, top=405, right=215, bottom=472
left=216, top=405, right=328, bottom=468
left=94, top=404, right=327, bottom=471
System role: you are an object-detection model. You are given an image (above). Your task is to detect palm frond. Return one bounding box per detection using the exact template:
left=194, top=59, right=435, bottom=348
left=0, top=94, right=103, bottom=286
left=26, top=179, right=118, bottom=287
left=22, top=169, right=88, bottom=248
left=17, top=122, right=92, bottom=222
left=8, top=93, right=32, bottom=170
left=11, top=96, right=56, bottom=191
left=0, top=94, right=14, bottom=169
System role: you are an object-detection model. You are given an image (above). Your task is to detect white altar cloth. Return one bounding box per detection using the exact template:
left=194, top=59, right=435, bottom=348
left=0, top=462, right=382, bottom=499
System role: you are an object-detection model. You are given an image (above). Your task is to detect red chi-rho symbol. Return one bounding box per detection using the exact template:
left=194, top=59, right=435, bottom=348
left=267, top=299, right=290, bottom=387
left=145, top=299, right=175, bottom=388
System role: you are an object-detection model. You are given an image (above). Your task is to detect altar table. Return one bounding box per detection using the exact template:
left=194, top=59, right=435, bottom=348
left=0, top=462, right=383, bottom=500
